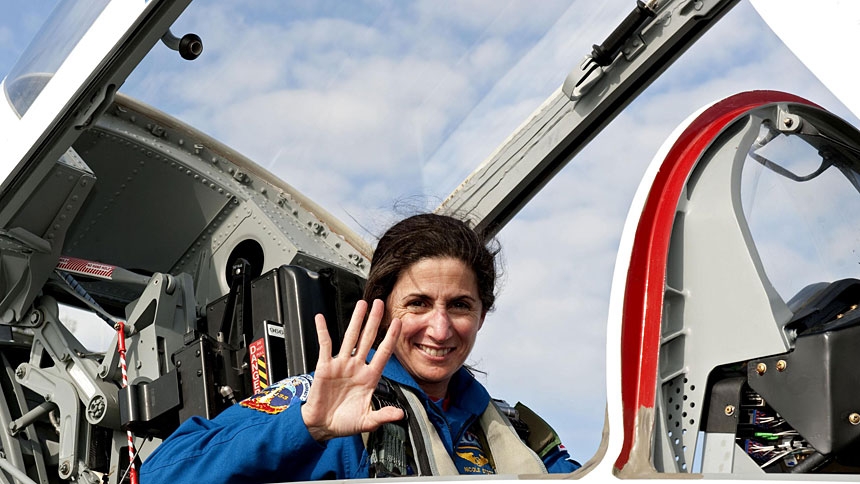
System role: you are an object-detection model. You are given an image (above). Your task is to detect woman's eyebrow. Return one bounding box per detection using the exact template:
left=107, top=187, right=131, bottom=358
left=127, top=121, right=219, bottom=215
left=399, top=292, right=476, bottom=301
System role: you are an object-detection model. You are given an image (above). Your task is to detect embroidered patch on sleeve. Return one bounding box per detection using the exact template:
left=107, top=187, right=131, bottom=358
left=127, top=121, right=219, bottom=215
left=240, top=374, right=313, bottom=414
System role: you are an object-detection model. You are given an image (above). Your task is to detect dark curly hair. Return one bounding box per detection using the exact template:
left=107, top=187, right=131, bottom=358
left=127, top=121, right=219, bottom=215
left=363, top=214, right=499, bottom=319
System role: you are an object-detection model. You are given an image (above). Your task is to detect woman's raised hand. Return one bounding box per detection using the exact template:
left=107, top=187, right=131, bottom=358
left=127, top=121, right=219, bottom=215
left=301, top=299, right=404, bottom=442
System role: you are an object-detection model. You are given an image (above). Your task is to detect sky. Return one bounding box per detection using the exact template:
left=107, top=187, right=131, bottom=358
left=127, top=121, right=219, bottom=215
left=2, top=0, right=859, bottom=465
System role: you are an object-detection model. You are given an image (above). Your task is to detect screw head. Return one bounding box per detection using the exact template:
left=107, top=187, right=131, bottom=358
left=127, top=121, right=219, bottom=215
left=850, top=413, right=860, bottom=425
left=783, top=117, right=793, bottom=128
left=724, top=405, right=736, bottom=416
left=756, top=362, right=767, bottom=375
left=776, top=360, right=787, bottom=372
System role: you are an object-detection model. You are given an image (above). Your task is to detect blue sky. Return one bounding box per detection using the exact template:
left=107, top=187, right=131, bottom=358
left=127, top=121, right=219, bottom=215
left=3, top=0, right=859, bottom=464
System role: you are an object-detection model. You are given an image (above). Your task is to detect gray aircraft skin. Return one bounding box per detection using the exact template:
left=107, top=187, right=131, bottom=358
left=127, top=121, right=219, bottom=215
left=2, top=0, right=860, bottom=482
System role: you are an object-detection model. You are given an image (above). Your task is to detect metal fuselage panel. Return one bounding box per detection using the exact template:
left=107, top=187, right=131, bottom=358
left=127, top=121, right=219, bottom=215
left=62, top=95, right=370, bottom=309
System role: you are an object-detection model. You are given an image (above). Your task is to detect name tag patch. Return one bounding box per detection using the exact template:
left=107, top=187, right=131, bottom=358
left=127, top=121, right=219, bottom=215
left=454, top=429, right=495, bottom=475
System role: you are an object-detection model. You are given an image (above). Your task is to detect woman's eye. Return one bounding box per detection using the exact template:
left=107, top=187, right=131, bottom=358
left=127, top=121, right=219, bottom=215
left=407, top=300, right=426, bottom=308
left=450, top=301, right=472, bottom=311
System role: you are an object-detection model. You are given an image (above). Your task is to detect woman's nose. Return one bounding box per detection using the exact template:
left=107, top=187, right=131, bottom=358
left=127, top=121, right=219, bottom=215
left=426, top=308, right=453, bottom=340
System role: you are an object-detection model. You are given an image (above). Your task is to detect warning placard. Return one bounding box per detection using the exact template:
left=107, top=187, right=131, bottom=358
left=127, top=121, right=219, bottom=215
left=249, top=338, right=268, bottom=394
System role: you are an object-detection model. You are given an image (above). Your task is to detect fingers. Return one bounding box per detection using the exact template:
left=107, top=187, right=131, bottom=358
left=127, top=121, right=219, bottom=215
left=355, top=299, right=384, bottom=358
left=314, top=313, right=332, bottom=362
left=369, top=317, right=400, bottom=372
left=338, top=299, right=368, bottom=359
left=340, top=299, right=388, bottom=360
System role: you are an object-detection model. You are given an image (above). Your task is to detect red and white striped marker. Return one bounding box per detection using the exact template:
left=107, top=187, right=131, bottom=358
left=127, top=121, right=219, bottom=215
left=115, top=322, right=138, bottom=484
left=57, top=256, right=151, bottom=286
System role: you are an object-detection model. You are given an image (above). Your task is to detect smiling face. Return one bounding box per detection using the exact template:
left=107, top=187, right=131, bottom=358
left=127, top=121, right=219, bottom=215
left=386, top=256, right=485, bottom=399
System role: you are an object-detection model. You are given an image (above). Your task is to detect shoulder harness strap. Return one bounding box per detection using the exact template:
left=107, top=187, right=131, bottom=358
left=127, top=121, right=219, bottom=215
left=366, top=378, right=433, bottom=477
left=494, top=399, right=561, bottom=459
left=481, top=400, right=548, bottom=474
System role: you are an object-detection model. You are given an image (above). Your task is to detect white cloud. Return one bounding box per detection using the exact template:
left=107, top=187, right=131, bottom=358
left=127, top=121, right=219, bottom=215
left=0, top=26, right=12, bottom=51
left=413, top=0, right=571, bottom=39
left=468, top=37, right=512, bottom=73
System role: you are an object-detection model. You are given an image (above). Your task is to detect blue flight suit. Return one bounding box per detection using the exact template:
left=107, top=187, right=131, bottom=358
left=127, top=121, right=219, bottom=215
left=140, top=355, right=579, bottom=483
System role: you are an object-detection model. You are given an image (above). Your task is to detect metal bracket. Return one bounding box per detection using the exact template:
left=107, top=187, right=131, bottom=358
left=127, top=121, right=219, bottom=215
left=776, top=107, right=803, bottom=134
left=26, top=298, right=119, bottom=428
left=562, top=56, right=604, bottom=101
left=2, top=354, right=49, bottom=484
left=121, top=272, right=197, bottom=401
left=118, top=370, right=180, bottom=436
left=14, top=364, right=80, bottom=480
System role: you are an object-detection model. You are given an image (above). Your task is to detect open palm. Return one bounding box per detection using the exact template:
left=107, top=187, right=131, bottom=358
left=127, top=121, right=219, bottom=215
left=301, top=299, right=404, bottom=442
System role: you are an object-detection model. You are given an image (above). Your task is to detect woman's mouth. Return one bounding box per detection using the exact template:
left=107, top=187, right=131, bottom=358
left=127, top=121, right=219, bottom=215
left=416, top=344, right=452, bottom=357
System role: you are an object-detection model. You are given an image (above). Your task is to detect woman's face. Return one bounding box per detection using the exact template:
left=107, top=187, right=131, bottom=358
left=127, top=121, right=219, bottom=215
left=386, top=256, right=484, bottom=399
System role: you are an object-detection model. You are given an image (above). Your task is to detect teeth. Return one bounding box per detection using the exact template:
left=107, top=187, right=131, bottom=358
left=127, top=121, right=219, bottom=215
left=418, top=345, right=452, bottom=357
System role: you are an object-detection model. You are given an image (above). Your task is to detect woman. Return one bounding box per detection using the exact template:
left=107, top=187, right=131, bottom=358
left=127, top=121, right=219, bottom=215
left=140, top=214, right=579, bottom=482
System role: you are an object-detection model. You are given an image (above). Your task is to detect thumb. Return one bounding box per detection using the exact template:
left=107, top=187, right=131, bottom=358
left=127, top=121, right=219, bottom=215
left=364, top=406, right=405, bottom=431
